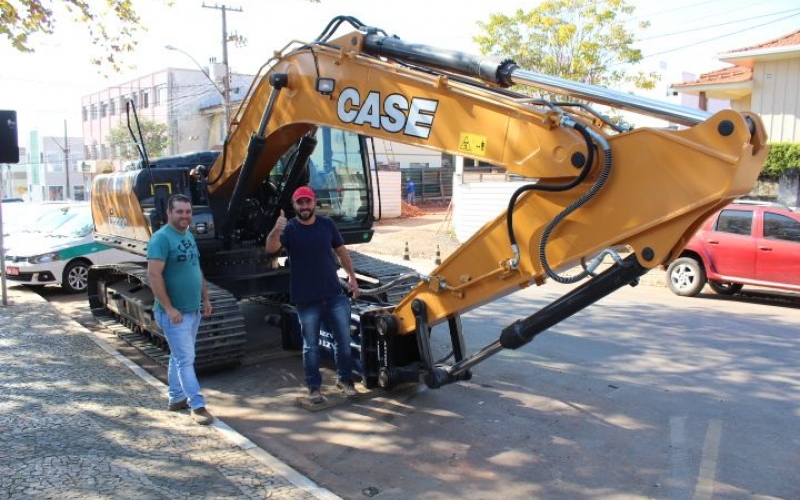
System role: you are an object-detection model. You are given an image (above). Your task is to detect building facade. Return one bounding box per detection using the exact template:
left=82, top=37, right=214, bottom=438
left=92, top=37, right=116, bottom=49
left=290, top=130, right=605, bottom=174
left=671, top=30, right=800, bottom=143
left=2, top=146, right=27, bottom=200
left=25, top=132, right=86, bottom=202
left=80, top=68, right=253, bottom=173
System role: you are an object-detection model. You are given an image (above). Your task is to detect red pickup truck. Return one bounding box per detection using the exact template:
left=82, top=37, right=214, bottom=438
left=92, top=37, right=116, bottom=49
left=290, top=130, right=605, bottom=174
left=666, top=200, right=800, bottom=297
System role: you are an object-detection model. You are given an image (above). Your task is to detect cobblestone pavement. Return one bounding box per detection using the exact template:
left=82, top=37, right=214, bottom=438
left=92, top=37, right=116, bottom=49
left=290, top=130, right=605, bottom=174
left=0, top=285, right=341, bottom=500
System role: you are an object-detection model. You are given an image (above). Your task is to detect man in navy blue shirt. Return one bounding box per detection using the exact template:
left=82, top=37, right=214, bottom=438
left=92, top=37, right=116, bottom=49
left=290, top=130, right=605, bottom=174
left=266, top=186, right=360, bottom=403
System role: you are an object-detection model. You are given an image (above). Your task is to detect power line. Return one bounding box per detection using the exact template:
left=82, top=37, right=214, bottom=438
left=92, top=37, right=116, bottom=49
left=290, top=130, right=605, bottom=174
left=638, top=7, right=800, bottom=41
left=643, top=10, right=800, bottom=59
left=628, top=0, right=733, bottom=22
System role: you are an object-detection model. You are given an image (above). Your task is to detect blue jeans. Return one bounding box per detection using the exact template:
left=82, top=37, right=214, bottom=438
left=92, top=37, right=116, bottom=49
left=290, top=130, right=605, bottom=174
left=296, top=294, right=353, bottom=389
left=155, top=310, right=206, bottom=410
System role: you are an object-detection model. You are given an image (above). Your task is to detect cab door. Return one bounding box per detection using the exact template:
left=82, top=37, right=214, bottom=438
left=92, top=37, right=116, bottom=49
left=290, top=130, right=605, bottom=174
left=755, top=210, right=800, bottom=285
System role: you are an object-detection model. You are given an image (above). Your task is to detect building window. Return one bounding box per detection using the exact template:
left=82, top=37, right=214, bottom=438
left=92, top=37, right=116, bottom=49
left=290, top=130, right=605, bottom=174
left=90, top=104, right=98, bottom=119
left=82, top=106, right=89, bottom=122
left=109, top=99, right=116, bottom=116
left=141, top=89, right=150, bottom=108
left=154, top=84, right=166, bottom=106
left=100, top=102, right=108, bottom=118
left=409, top=162, right=430, bottom=169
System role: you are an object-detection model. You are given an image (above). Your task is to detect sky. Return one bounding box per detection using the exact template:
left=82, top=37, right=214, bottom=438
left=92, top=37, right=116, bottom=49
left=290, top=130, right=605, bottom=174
left=1, top=0, right=798, bottom=146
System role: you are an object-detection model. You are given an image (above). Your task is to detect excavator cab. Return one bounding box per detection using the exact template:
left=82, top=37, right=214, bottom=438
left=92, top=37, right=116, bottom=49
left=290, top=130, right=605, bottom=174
left=268, top=127, right=375, bottom=245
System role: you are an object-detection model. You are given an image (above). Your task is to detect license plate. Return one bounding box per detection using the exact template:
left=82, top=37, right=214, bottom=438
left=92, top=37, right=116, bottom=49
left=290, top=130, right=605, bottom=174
left=6, top=266, right=19, bottom=276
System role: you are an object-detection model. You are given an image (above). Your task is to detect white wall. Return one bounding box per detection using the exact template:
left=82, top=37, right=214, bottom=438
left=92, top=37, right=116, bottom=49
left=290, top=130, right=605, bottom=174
left=452, top=175, right=531, bottom=243
left=372, top=170, right=401, bottom=219
left=752, top=58, right=800, bottom=142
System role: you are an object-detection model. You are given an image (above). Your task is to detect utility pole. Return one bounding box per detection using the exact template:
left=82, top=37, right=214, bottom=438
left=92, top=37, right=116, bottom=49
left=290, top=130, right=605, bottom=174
left=63, top=120, right=70, bottom=200
left=52, top=120, right=72, bottom=201
left=202, top=3, right=242, bottom=135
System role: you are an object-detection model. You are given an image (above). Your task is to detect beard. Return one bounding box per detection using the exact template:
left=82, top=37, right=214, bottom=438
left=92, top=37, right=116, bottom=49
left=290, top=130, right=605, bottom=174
left=296, top=207, right=315, bottom=221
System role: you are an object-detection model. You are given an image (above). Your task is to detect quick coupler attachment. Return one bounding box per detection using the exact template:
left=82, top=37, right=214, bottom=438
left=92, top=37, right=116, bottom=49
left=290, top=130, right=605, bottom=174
left=411, top=299, right=472, bottom=389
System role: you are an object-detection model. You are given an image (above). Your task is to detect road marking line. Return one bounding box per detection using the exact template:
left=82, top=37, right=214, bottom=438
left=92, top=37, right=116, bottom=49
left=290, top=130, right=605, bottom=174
left=669, top=416, right=692, bottom=500
left=693, top=419, right=723, bottom=500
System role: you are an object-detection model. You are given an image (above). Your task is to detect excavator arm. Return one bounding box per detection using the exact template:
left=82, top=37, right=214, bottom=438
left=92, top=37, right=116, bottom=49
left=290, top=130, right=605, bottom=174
left=209, top=17, right=768, bottom=387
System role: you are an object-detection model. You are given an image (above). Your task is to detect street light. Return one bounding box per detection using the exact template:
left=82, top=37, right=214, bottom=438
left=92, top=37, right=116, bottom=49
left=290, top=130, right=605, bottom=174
left=165, top=44, right=231, bottom=136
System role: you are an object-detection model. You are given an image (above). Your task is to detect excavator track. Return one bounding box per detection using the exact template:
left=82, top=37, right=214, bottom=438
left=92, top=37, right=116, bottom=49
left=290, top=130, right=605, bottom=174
left=87, top=263, right=247, bottom=372
left=85, top=252, right=414, bottom=375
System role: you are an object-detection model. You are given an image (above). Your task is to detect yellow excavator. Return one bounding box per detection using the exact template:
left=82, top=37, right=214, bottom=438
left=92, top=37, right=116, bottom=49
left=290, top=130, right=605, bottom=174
left=87, top=16, right=768, bottom=389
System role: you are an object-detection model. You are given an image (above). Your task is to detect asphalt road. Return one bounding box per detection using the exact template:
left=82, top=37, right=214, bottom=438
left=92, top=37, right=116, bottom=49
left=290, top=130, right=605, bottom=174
left=36, top=276, right=800, bottom=500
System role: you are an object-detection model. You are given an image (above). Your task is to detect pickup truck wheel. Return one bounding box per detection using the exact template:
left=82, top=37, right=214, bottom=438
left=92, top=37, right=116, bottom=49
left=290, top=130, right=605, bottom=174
left=708, top=280, right=743, bottom=296
left=666, top=257, right=706, bottom=297
left=62, top=260, right=90, bottom=293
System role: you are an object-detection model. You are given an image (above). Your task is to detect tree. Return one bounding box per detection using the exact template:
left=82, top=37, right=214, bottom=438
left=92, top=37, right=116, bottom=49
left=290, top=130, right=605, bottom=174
left=1, top=1, right=321, bottom=71
left=0, top=0, right=154, bottom=71
left=474, top=0, right=659, bottom=99
left=106, top=118, right=169, bottom=162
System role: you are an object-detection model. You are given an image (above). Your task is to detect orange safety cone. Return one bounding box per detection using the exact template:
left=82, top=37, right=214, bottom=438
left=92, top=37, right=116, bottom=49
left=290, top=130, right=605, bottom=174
left=403, top=242, right=410, bottom=261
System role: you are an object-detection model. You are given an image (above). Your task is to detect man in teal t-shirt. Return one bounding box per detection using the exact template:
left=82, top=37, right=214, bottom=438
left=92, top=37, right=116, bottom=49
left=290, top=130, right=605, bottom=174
left=147, top=194, right=214, bottom=425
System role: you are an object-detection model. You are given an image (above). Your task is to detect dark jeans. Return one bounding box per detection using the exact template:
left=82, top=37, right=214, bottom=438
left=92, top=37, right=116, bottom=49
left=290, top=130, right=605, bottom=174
left=296, top=294, right=353, bottom=389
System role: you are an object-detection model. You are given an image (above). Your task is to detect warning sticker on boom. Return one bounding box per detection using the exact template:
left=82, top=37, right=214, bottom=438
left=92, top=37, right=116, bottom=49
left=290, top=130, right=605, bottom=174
left=458, top=133, right=487, bottom=156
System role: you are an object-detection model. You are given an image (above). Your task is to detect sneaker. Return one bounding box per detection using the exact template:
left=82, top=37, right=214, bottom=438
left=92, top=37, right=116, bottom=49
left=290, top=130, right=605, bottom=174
left=168, top=398, right=189, bottom=411
left=308, top=388, right=324, bottom=404
left=336, top=379, right=358, bottom=398
left=191, top=407, right=214, bottom=425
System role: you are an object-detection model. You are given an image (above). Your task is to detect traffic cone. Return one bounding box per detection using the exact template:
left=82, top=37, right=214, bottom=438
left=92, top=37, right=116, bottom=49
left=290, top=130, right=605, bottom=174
left=434, top=244, right=442, bottom=265
left=403, top=242, right=410, bottom=261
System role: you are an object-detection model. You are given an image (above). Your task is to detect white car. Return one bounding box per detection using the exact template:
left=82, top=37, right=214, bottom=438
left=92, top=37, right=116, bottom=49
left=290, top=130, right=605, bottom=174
left=3, top=206, right=143, bottom=293
left=2, top=202, right=83, bottom=251
left=2, top=201, right=74, bottom=235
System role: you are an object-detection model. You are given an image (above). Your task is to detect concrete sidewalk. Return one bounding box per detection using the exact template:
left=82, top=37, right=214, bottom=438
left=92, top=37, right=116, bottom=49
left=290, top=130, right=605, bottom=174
left=0, top=284, right=341, bottom=500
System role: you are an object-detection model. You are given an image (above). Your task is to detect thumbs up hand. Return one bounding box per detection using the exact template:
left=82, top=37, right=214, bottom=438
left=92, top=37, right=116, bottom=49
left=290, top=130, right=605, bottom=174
left=275, top=209, right=288, bottom=233
left=266, top=209, right=288, bottom=253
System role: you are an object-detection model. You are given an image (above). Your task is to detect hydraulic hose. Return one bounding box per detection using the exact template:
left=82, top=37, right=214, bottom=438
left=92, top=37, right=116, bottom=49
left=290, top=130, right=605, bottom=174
left=341, top=272, right=423, bottom=297
left=540, top=129, right=612, bottom=284
left=505, top=118, right=595, bottom=267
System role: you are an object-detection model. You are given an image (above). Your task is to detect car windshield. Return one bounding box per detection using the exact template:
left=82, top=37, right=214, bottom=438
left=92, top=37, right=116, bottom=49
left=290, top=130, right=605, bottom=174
left=2, top=204, right=74, bottom=236
left=49, top=211, right=94, bottom=238
left=31, top=210, right=79, bottom=233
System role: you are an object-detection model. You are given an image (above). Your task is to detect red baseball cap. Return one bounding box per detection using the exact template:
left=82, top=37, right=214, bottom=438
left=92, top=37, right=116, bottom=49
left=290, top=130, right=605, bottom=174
left=292, top=186, right=316, bottom=202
